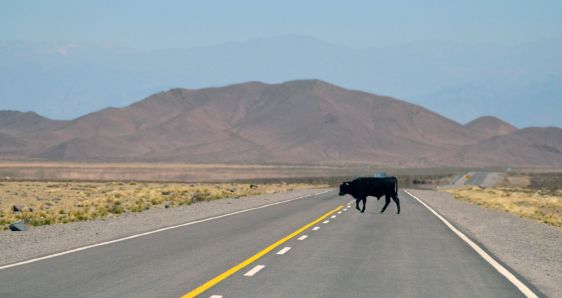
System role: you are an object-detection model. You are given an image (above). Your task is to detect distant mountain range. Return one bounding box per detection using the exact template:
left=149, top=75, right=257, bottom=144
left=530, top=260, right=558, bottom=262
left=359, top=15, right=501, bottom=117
left=1, top=80, right=561, bottom=167
left=1, top=36, right=562, bottom=127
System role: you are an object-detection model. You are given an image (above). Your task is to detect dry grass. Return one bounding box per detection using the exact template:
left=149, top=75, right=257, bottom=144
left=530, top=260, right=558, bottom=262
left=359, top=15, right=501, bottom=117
left=444, top=186, right=562, bottom=229
left=0, top=181, right=323, bottom=229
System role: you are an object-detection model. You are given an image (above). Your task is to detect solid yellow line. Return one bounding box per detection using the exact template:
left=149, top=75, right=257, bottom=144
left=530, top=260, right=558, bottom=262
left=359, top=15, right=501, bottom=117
left=181, top=204, right=344, bottom=298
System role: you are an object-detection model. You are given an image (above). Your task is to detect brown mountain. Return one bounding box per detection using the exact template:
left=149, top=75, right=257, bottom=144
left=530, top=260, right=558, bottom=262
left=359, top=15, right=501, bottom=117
left=462, top=127, right=562, bottom=167
left=0, top=111, right=67, bottom=158
left=1, top=80, right=561, bottom=167
left=0, top=111, right=66, bottom=136
left=465, top=116, right=518, bottom=141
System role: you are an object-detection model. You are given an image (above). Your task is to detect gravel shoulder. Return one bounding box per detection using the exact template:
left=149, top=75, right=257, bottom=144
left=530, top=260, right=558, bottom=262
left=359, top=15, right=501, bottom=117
left=0, top=188, right=330, bottom=267
left=408, top=189, right=561, bottom=298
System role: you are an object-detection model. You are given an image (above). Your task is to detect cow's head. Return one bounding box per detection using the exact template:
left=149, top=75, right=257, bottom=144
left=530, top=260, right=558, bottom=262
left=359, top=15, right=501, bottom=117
left=339, top=181, right=351, bottom=196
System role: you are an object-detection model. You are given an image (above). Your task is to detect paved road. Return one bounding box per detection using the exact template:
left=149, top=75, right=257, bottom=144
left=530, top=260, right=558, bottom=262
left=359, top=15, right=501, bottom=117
left=0, top=191, right=528, bottom=297
left=449, top=172, right=491, bottom=187
left=465, top=172, right=489, bottom=186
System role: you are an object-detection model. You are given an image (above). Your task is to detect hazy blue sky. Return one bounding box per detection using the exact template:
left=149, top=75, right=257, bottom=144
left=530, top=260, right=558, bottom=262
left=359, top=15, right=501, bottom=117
left=2, top=0, right=562, bottom=50
left=1, top=1, right=562, bottom=127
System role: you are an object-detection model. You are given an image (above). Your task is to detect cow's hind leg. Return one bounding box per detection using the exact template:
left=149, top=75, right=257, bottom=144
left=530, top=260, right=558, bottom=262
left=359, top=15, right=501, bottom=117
left=392, top=195, right=400, bottom=214
left=380, top=195, right=391, bottom=213
left=355, top=199, right=361, bottom=212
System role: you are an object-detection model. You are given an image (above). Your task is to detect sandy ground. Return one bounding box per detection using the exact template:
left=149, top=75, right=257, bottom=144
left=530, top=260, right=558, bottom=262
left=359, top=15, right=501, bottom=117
left=408, top=189, right=561, bottom=298
left=0, top=188, right=328, bottom=266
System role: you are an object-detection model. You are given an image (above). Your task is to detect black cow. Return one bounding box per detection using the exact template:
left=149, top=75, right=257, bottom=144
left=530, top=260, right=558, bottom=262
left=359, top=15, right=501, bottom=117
left=339, top=177, right=400, bottom=214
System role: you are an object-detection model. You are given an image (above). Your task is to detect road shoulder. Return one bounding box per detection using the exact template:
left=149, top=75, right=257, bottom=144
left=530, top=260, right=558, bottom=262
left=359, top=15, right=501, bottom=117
left=407, top=189, right=561, bottom=298
left=0, top=188, right=331, bottom=267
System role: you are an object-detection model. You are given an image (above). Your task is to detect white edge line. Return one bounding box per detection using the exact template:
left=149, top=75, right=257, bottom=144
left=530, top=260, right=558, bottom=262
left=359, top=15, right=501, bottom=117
left=276, top=246, right=292, bottom=255
left=404, top=190, right=538, bottom=298
left=244, top=264, right=266, bottom=276
left=0, top=189, right=333, bottom=270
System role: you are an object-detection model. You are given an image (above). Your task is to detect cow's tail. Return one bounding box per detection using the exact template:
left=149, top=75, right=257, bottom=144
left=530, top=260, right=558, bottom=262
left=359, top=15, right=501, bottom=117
left=392, top=176, right=398, bottom=196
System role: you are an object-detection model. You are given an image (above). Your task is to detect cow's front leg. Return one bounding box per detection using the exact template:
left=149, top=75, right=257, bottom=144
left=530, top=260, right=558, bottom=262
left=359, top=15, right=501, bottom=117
left=361, top=197, right=366, bottom=213
left=380, top=195, right=391, bottom=213
left=355, top=199, right=361, bottom=212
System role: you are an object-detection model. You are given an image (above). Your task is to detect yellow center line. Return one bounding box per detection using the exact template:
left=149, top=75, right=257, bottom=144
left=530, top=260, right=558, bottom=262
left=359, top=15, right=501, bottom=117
left=181, top=204, right=344, bottom=298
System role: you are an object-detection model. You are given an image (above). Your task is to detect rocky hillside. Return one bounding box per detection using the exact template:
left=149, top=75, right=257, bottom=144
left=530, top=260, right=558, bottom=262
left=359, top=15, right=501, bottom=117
left=1, top=80, right=561, bottom=167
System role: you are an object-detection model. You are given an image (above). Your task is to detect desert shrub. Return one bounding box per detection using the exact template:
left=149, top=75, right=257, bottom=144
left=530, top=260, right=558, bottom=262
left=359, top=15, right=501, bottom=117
left=96, top=207, right=108, bottom=218
left=192, top=190, right=212, bottom=202
left=108, top=203, right=125, bottom=214
left=129, top=204, right=144, bottom=212
left=29, top=217, right=51, bottom=226
left=178, top=200, right=191, bottom=206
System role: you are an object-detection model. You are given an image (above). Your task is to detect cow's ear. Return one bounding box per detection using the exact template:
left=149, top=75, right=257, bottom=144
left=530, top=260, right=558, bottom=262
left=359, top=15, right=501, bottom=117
left=344, top=182, right=349, bottom=185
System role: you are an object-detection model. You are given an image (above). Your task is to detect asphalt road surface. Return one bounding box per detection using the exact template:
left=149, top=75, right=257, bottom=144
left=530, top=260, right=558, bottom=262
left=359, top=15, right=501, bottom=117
left=0, top=190, right=532, bottom=298
left=465, top=172, right=489, bottom=186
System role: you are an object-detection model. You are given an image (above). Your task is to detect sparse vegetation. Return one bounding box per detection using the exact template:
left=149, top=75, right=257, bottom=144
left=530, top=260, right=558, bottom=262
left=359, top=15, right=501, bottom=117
left=528, top=172, right=562, bottom=192
left=444, top=186, right=562, bottom=229
left=0, top=161, right=467, bottom=184
left=0, top=181, right=322, bottom=230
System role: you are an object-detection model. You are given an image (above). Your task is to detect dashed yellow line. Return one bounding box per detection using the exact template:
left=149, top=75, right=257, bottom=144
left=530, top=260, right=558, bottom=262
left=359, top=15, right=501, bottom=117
left=181, top=204, right=344, bottom=298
